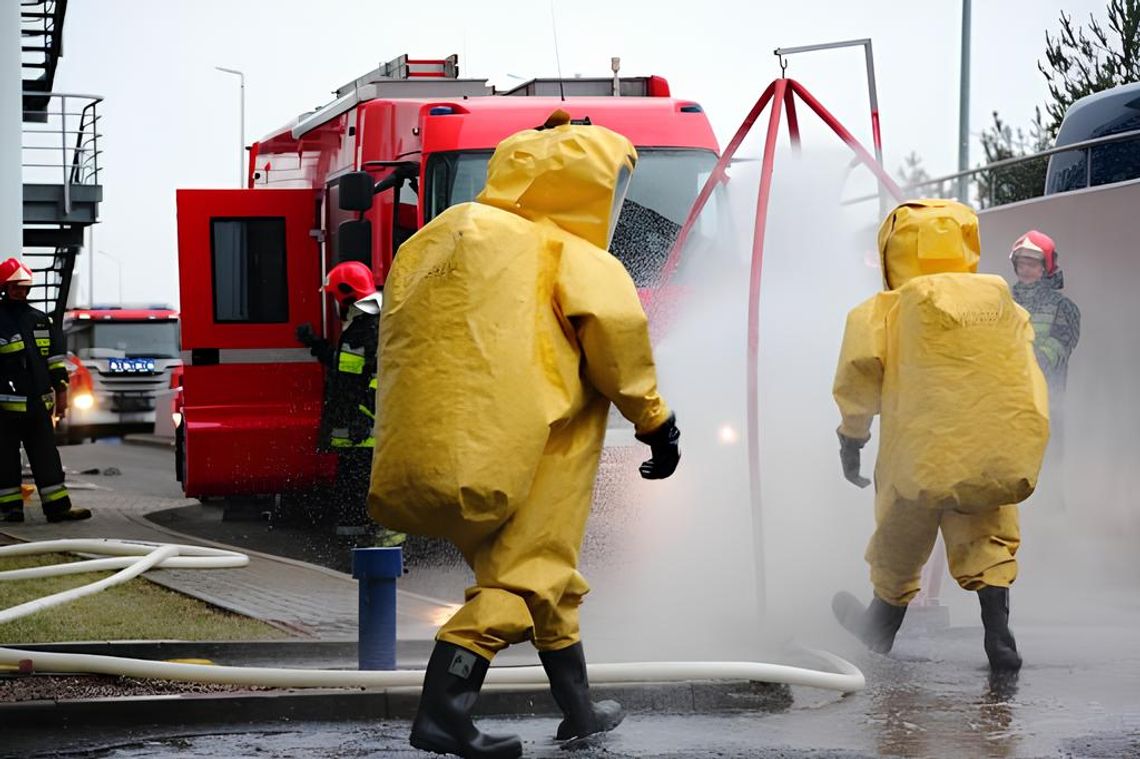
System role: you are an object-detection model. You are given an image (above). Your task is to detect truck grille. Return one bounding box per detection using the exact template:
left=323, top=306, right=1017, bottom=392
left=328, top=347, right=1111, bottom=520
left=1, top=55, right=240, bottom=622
left=90, top=366, right=176, bottom=413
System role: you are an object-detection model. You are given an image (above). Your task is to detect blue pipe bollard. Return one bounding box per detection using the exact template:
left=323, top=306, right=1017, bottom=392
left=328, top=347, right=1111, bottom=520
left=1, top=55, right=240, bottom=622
left=352, top=547, right=403, bottom=670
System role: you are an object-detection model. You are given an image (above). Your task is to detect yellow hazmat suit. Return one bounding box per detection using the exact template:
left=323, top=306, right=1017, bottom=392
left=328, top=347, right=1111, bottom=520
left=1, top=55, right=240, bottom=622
left=833, top=200, right=1049, bottom=606
left=368, top=116, right=672, bottom=659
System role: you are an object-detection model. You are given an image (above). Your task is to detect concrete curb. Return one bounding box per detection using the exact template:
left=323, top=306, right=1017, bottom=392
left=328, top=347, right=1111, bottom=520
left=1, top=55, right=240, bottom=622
left=6, top=639, right=434, bottom=667
left=0, top=679, right=793, bottom=728
left=121, top=434, right=176, bottom=449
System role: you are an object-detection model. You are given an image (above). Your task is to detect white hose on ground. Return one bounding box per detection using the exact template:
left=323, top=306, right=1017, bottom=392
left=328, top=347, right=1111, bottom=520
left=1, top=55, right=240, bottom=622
left=0, top=539, right=865, bottom=694
left=0, top=646, right=865, bottom=692
left=0, top=540, right=247, bottom=624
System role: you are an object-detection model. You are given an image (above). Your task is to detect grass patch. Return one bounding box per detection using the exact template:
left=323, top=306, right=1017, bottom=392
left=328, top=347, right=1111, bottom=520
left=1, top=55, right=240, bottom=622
left=0, top=553, right=288, bottom=644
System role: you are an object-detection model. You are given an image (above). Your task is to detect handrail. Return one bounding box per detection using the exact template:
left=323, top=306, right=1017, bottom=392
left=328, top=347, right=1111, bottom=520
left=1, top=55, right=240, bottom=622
left=21, top=90, right=106, bottom=101
left=844, top=127, right=1140, bottom=207
left=911, top=127, right=1140, bottom=188
left=19, top=91, right=103, bottom=214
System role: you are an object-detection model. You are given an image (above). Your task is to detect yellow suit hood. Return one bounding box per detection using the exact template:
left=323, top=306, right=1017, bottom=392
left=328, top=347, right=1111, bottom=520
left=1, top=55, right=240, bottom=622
left=475, top=111, right=637, bottom=250
left=878, top=199, right=981, bottom=289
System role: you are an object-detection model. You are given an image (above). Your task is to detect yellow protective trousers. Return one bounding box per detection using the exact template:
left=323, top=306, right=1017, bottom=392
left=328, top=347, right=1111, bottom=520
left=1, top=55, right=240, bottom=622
left=436, top=398, right=609, bottom=660
left=867, top=494, right=1020, bottom=606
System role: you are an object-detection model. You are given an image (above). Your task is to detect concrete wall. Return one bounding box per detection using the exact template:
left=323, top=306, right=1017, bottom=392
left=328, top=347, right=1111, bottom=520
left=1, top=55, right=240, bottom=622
left=979, top=179, right=1140, bottom=535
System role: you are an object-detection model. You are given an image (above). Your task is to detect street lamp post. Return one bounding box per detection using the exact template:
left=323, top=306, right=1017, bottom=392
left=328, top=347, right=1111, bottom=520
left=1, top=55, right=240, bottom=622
left=215, top=66, right=245, bottom=188
left=958, top=0, right=972, bottom=203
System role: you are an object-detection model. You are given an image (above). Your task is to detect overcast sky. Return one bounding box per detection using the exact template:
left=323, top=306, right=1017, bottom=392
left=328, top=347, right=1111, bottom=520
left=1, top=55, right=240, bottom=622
left=51, top=0, right=1109, bottom=306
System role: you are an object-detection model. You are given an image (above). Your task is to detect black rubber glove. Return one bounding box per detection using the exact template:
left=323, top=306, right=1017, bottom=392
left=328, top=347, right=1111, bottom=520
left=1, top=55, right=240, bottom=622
left=348, top=414, right=373, bottom=445
left=636, top=414, right=681, bottom=480
left=838, top=432, right=871, bottom=489
left=295, top=322, right=317, bottom=345
left=295, top=323, right=333, bottom=365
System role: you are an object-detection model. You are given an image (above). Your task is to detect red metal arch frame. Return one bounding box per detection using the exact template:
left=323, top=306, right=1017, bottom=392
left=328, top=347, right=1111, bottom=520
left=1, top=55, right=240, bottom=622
left=660, top=78, right=904, bottom=607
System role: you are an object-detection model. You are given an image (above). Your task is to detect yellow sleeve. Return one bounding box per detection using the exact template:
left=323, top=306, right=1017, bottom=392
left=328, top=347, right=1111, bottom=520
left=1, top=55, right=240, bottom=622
left=555, top=241, right=671, bottom=436
left=833, top=294, right=891, bottom=442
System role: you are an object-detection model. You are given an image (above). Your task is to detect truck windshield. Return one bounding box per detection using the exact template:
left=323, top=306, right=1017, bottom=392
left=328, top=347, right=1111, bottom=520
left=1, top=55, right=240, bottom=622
left=426, top=148, right=719, bottom=286
left=69, top=321, right=181, bottom=359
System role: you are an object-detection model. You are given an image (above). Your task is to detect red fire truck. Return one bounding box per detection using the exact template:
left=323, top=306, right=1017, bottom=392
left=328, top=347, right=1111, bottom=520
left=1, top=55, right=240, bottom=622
left=175, top=55, right=719, bottom=502
left=58, top=306, right=182, bottom=443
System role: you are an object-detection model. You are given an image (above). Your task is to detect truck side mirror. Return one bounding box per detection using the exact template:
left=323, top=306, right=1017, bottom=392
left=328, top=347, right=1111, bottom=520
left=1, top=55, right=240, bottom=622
left=338, top=171, right=375, bottom=212
left=337, top=219, right=372, bottom=264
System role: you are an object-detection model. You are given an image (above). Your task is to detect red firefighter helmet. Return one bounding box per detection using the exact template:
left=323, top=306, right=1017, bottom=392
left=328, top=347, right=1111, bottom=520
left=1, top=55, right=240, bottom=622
left=1010, top=230, right=1058, bottom=275
left=322, top=261, right=376, bottom=303
left=0, top=257, right=34, bottom=286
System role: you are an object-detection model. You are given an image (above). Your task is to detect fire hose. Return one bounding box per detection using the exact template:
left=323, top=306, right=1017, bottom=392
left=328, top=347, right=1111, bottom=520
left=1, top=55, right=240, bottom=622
left=0, top=539, right=865, bottom=693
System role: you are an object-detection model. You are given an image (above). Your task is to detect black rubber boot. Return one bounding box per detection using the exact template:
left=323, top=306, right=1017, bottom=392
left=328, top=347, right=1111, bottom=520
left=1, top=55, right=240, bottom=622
left=45, top=507, right=92, bottom=522
left=832, top=591, right=908, bottom=654
left=538, top=643, right=625, bottom=741
left=978, top=586, right=1022, bottom=672
left=1, top=508, right=24, bottom=523
left=409, top=641, right=522, bottom=759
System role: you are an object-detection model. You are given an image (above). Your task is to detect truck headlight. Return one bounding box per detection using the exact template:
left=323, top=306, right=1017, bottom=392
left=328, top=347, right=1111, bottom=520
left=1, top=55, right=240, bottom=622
left=73, top=392, right=95, bottom=410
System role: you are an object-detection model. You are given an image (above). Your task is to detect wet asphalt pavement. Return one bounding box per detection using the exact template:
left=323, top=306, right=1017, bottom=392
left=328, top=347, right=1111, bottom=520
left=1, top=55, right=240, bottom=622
left=6, top=617, right=1139, bottom=758
left=8, top=442, right=1137, bottom=758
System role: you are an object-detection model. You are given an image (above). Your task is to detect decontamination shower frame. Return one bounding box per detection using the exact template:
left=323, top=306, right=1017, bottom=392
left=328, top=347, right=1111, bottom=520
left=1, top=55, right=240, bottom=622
left=661, top=77, right=905, bottom=610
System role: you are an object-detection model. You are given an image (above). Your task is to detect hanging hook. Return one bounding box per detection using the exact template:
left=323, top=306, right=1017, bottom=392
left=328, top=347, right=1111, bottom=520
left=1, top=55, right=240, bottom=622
left=775, top=51, right=788, bottom=78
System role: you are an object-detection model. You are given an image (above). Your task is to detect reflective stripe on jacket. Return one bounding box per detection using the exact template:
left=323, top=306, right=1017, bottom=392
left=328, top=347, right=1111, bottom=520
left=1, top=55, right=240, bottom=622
left=317, top=309, right=379, bottom=451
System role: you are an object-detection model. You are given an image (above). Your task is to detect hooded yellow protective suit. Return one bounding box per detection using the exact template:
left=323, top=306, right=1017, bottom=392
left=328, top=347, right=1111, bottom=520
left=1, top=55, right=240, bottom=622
left=833, top=199, right=1049, bottom=606
left=368, top=115, right=672, bottom=659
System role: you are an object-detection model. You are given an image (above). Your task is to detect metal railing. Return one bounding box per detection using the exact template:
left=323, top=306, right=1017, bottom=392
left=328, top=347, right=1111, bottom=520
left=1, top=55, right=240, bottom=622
left=845, top=127, right=1140, bottom=209
left=20, top=91, right=102, bottom=321
left=22, top=246, right=77, bottom=324
left=21, top=91, right=103, bottom=214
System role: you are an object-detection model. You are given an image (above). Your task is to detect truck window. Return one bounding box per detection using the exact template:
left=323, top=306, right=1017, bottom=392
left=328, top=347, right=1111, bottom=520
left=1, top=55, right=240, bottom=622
left=427, top=151, right=493, bottom=220
left=69, top=321, right=181, bottom=359
left=1046, top=84, right=1140, bottom=195
left=610, top=150, right=718, bottom=286
left=1045, top=150, right=1087, bottom=194
left=211, top=217, right=289, bottom=323
left=1091, top=140, right=1140, bottom=186
left=424, top=148, right=718, bottom=286
left=394, top=180, right=420, bottom=253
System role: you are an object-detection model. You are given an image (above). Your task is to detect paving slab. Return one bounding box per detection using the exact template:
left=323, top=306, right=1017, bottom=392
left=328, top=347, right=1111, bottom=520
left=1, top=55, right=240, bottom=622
left=1, top=485, right=443, bottom=641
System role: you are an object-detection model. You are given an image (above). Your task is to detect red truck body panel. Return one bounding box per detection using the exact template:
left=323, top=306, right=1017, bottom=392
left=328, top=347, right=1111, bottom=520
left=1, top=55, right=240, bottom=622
left=177, top=70, right=718, bottom=499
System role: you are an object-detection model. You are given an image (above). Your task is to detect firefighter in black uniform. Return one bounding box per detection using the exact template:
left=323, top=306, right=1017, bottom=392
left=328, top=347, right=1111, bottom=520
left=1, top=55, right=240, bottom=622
left=0, top=258, right=91, bottom=523
left=297, top=261, right=403, bottom=545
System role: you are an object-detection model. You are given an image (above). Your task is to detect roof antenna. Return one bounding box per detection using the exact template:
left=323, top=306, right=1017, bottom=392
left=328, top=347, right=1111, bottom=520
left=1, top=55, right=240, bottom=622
left=550, top=0, right=566, bottom=101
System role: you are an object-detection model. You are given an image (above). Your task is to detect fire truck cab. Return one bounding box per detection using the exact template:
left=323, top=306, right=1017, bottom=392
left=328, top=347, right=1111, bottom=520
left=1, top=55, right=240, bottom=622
left=175, top=55, right=719, bottom=500
left=59, top=306, right=182, bottom=443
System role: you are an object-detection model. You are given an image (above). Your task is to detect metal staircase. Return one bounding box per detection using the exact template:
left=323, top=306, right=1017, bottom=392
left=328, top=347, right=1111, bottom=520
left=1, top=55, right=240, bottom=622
left=18, top=0, right=102, bottom=321
left=20, top=0, right=66, bottom=122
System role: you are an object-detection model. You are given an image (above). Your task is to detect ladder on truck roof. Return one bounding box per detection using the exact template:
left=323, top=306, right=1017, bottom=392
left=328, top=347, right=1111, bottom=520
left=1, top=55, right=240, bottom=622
left=335, top=54, right=461, bottom=96
left=295, top=55, right=671, bottom=142
left=333, top=53, right=667, bottom=99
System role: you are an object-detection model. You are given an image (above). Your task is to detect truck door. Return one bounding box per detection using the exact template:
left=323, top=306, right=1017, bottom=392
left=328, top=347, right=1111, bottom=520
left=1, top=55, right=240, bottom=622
left=176, top=189, right=336, bottom=497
